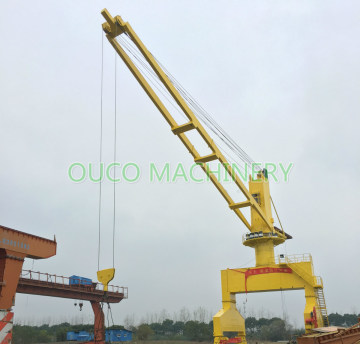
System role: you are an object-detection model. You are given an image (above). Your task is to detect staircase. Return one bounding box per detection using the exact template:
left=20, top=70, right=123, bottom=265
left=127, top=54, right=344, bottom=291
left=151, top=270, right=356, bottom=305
left=315, top=287, right=329, bottom=327
left=287, top=262, right=320, bottom=287
left=278, top=255, right=321, bottom=287
left=277, top=254, right=329, bottom=327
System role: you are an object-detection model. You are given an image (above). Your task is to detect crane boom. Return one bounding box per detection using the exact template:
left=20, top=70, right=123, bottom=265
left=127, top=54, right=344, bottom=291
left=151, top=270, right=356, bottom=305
left=101, top=9, right=285, bottom=237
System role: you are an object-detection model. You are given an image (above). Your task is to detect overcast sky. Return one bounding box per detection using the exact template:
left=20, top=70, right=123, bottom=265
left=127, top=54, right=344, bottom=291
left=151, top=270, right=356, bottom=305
left=1, top=0, right=359, bottom=328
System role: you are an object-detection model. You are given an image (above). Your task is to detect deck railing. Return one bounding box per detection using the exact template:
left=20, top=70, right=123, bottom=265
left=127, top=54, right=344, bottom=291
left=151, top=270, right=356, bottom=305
left=20, top=270, right=128, bottom=298
left=242, top=231, right=280, bottom=243
left=275, top=253, right=313, bottom=264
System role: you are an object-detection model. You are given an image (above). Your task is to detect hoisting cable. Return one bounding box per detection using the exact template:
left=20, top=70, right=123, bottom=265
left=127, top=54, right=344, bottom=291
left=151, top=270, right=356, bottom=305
left=117, top=36, right=188, bottom=122
left=96, top=28, right=116, bottom=290
left=117, top=36, right=248, bottom=171
left=108, top=303, right=115, bottom=326
left=103, top=303, right=111, bottom=343
left=112, top=48, right=118, bottom=269
left=120, top=37, right=245, bottom=174
left=271, top=196, right=288, bottom=254
left=98, top=29, right=105, bottom=271
left=105, top=303, right=115, bottom=343
left=113, top=31, right=292, bottom=240
left=280, top=290, right=288, bottom=324
left=118, top=33, right=260, bottom=171
left=116, top=34, right=292, bottom=226
left=242, top=296, right=248, bottom=318
left=106, top=304, right=111, bottom=329
left=153, top=53, right=259, bottom=168
left=270, top=196, right=284, bottom=233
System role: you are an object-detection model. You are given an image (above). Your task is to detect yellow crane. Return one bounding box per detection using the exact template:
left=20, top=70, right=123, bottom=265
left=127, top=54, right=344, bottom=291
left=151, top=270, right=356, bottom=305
left=101, top=9, right=329, bottom=344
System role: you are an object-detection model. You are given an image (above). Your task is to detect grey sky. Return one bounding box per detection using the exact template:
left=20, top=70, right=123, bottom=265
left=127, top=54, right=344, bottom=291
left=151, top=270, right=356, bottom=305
left=1, top=0, right=359, bottom=327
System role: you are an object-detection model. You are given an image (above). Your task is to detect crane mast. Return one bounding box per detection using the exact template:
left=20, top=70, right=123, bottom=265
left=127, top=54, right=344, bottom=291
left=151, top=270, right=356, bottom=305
left=101, top=9, right=329, bottom=344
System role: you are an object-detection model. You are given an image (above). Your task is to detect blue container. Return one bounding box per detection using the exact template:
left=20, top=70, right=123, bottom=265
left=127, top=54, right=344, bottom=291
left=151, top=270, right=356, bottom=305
left=66, top=331, right=77, bottom=341
left=67, top=329, right=131, bottom=342
left=69, top=275, right=92, bottom=286
left=69, top=275, right=81, bottom=286
left=67, top=331, right=93, bottom=341
left=106, top=329, right=133, bottom=342
left=80, top=277, right=92, bottom=286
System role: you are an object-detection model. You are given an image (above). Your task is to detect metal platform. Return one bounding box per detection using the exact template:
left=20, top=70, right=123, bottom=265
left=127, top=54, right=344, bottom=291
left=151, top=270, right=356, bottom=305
left=17, top=270, right=128, bottom=303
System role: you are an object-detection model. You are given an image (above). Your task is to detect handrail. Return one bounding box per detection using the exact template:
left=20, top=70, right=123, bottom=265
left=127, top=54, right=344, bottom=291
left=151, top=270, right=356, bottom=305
left=20, top=270, right=128, bottom=298
left=275, top=253, right=313, bottom=264
left=242, top=231, right=281, bottom=243
left=275, top=255, right=323, bottom=287
left=314, top=276, right=323, bottom=288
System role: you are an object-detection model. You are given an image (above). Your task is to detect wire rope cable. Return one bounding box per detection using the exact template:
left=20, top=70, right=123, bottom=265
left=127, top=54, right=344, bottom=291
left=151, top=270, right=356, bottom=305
left=113, top=33, right=290, bottom=232
left=117, top=33, right=260, bottom=171
left=112, top=46, right=117, bottom=269
left=280, top=289, right=288, bottom=324
left=270, top=196, right=284, bottom=233
left=98, top=29, right=104, bottom=271
left=108, top=303, right=115, bottom=327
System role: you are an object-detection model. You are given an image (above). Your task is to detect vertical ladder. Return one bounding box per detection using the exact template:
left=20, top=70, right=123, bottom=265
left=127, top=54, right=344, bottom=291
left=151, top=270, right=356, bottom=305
left=280, top=258, right=329, bottom=327
left=315, top=287, right=329, bottom=327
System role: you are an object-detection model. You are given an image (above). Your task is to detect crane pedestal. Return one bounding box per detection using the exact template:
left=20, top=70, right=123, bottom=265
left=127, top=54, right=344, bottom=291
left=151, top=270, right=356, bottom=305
left=213, top=174, right=328, bottom=344
left=213, top=254, right=327, bottom=344
left=91, top=301, right=105, bottom=343
left=16, top=270, right=127, bottom=344
left=0, top=225, right=57, bottom=344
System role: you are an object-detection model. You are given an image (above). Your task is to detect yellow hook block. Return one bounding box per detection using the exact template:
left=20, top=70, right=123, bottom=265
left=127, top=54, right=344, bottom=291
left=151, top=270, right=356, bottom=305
left=97, top=268, right=115, bottom=291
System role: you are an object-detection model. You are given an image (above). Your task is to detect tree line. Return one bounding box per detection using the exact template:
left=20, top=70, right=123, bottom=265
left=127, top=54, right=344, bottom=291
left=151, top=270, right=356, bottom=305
left=13, top=312, right=359, bottom=344
left=328, top=313, right=359, bottom=327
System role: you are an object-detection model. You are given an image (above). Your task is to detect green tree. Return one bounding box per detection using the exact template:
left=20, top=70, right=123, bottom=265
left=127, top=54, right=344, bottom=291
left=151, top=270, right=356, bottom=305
left=328, top=313, right=359, bottom=327
left=257, top=317, right=270, bottom=328
left=173, top=321, right=185, bottom=335
left=260, top=319, right=287, bottom=341
left=245, top=317, right=257, bottom=334
left=329, top=313, right=343, bottom=326
left=185, top=321, right=200, bottom=341
left=184, top=321, right=212, bottom=341
left=149, top=322, right=163, bottom=335
left=36, top=329, right=52, bottom=343
left=136, top=324, right=154, bottom=340
left=343, top=313, right=359, bottom=326
left=162, top=319, right=174, bottom=334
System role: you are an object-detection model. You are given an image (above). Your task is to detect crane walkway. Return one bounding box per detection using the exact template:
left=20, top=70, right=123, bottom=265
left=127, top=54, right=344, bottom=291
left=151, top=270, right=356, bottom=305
left=16, top=270, right=128, bottom=303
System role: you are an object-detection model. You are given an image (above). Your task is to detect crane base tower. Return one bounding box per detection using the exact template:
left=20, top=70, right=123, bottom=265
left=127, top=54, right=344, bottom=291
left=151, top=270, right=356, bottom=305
left=213, top=254, right=328, bottom=344
left=0, top=225, right=56, bottom=344
left=213, top=174, right=328, bottom=344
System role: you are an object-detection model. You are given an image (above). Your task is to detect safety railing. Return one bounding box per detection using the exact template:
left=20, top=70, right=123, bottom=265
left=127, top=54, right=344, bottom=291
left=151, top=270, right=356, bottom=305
left=314, top=276, right=323, bottom=288
left=275, top=255, right=323, bottom=287
left=20, top=270, right=128, bottom=298
left=275, top=253, right=313, bottom=264
left=242, top=231, right=280, bottom=243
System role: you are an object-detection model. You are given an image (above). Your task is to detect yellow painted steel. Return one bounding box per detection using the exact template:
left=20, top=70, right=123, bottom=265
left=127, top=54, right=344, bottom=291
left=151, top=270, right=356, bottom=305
left=100, top=9, right=329, bottom=343
left=97, top=268, right=115, bottom=292
left=100, top=9, right=279, bottom=235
